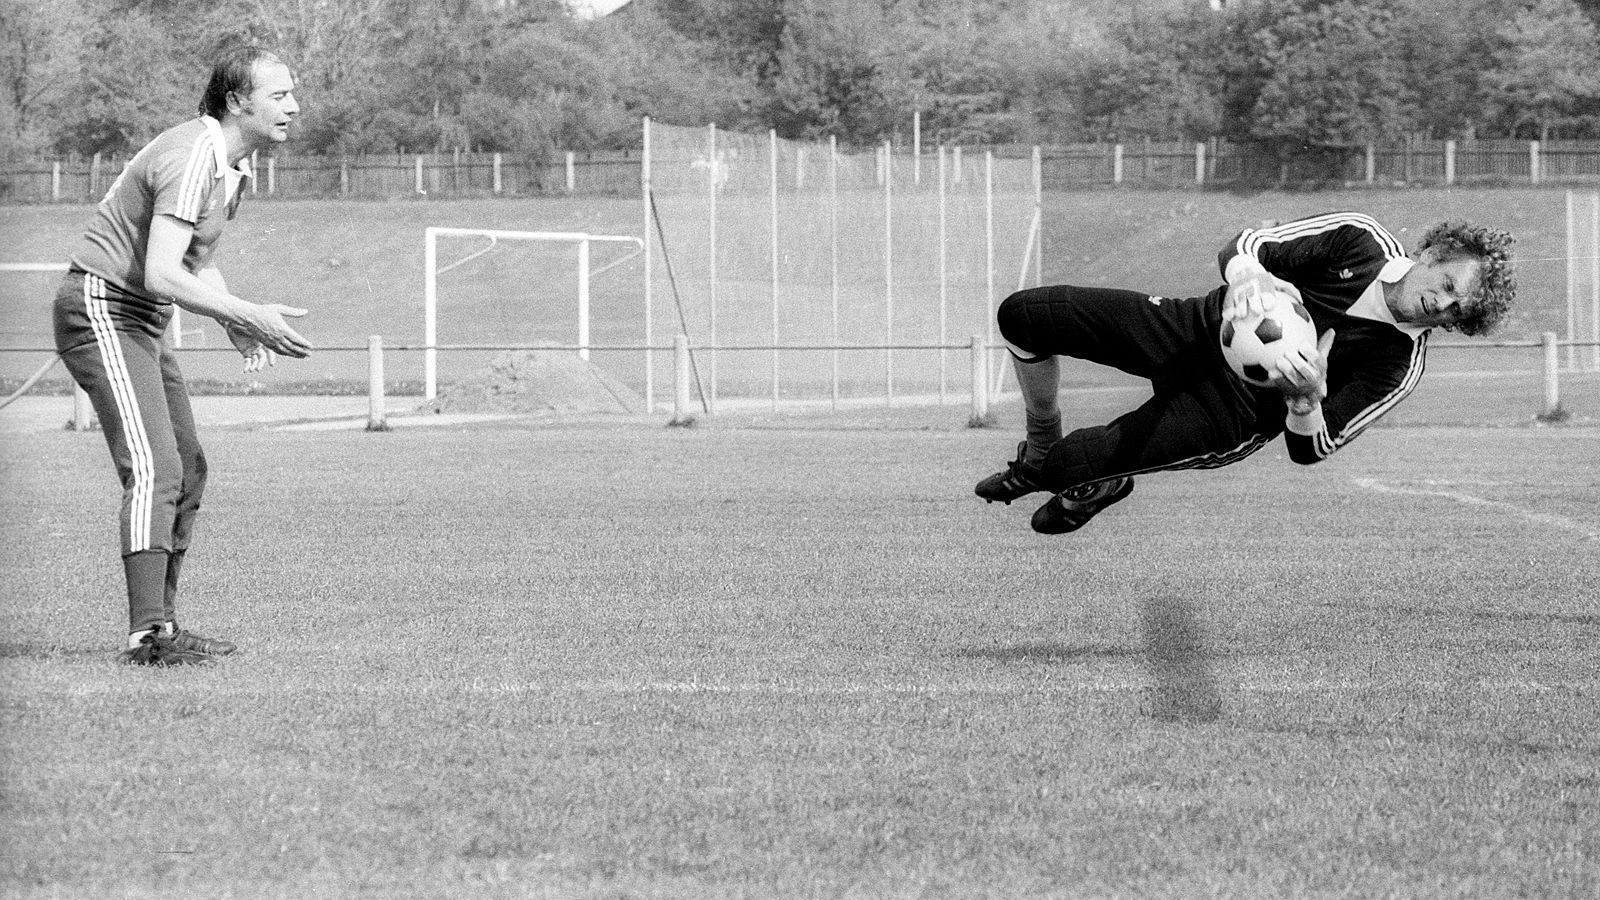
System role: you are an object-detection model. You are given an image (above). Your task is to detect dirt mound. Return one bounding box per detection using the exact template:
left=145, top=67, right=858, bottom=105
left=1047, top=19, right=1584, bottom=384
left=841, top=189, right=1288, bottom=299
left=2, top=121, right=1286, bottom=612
left=422, top=345, right=642, bottom=415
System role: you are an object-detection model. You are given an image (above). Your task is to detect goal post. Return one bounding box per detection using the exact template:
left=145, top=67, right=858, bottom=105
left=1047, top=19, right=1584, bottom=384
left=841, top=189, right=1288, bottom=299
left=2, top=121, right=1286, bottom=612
left=422, top=227, right=644, bottom=400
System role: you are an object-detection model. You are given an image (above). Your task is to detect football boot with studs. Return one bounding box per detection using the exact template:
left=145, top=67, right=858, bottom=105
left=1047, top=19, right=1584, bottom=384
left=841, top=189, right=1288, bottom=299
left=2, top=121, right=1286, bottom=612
left=975, top=441, right=1049, bottom=504
left=167, top=624, right=238, bottom=656
left=122, top=631, right=217, bottom=667
left=1030, top=476, right=1135, bottom=535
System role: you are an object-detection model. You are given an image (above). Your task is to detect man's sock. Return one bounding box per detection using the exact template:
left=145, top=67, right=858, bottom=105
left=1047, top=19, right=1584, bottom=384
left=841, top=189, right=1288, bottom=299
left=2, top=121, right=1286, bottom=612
left=1023, top=412, right=1062, bottom=465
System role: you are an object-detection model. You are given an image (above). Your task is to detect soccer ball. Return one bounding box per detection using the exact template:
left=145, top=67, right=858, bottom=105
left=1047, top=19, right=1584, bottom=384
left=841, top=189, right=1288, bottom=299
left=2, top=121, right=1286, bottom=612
left=1219, top=294, right=1318, bottom=388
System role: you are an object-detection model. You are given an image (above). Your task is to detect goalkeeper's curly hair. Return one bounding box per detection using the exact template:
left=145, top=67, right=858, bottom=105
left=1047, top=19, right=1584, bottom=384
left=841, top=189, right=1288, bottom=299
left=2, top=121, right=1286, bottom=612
left=1417, top=220, right=1516, bottom=336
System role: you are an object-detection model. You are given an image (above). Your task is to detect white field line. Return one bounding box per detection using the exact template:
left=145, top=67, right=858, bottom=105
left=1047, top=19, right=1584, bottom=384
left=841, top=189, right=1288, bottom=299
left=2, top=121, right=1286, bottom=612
left=1352, top=477, right=1600, bottom=542
left=483, top=678, right=1600, bottom=695
left=30, top=676, right=1600, bottom=698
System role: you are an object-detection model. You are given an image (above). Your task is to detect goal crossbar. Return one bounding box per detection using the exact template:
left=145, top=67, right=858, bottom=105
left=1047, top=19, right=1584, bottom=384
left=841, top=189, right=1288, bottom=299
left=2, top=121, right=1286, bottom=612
left=422, top=227, right=644, bottom=399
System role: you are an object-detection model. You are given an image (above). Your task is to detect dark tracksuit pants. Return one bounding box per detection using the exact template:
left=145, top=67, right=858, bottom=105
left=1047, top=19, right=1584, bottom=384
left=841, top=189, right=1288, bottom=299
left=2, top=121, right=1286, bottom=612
left=997, top=285, right=1286, bottom=492
left=54, top=271, right=206, bottom=634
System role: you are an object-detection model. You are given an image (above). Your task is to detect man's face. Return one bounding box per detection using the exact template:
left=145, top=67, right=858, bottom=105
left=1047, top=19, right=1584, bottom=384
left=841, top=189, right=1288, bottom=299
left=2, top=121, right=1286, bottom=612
left=1390, top=251, right=1483, bottom=327
left=232, top=60, right=299, bottom=148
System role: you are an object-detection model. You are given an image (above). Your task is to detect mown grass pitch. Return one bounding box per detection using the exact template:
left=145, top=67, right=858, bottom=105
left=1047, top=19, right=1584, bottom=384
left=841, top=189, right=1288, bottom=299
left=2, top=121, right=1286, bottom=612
left=2, top=393, right=1598, bottom=898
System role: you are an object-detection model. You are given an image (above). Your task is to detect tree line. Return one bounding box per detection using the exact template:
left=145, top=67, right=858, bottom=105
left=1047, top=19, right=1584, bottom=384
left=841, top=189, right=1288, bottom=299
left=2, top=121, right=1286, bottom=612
left=4, top=0, right=1600, bottom=165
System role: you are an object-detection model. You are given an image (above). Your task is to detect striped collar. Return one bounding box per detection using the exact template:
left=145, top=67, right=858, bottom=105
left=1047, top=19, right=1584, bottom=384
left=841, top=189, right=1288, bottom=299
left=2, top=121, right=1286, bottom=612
left=199, top=115, right=255, bottom=181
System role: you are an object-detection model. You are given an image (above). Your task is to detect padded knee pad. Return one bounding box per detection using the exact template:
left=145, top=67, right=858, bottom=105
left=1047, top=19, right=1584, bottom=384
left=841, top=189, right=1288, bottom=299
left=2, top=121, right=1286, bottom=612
left=1042, top=425, right=1118, bottom=491
left=995, top=289, right=1053, bottom=361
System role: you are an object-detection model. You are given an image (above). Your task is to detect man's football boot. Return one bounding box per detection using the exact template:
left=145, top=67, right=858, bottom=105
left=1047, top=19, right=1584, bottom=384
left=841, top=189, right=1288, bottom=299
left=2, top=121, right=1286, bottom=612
left=167, top=624, right=238, bottom=656
left=1030, top=476, right=1136, bottom=534
left=122, top=631, right=216, bottom=667
left=975, top=441, right=1049, bottom=504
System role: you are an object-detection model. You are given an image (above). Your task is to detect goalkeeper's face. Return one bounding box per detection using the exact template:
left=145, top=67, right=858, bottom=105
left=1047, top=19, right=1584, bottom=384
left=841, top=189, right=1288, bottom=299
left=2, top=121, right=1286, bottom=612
left=1389, top=253, right=1483, bottom=328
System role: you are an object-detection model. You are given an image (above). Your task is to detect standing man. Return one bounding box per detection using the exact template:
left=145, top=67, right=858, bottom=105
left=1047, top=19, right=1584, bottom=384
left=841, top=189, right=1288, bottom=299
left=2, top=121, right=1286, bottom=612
left=975, top=212, right=1516, bottom=533
left=53, top=46, right=313, bottom=665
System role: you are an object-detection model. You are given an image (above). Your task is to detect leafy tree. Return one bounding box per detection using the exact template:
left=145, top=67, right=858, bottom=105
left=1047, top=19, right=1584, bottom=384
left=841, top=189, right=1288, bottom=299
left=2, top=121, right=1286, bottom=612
left=1483, top=0, right=1600, bottom=138
left=593, top=4, right=761, bottom=137
left=1245, top=1, right=1413, bottom=149
left=644, top=0, right=790, bottom=87
left=903, top=22, right=1022, bottom=144
left=765, top=0, right=903, bottom=143
left=360, top=0, right=510, bottom=151
left=10, top=0, right=1600, bottom=160
left=1386, top=0, right=1504, bottom=138
left=56, top=9, right=193, bottom=154
left=0, top=0, right=86, bottom=154
left=1085, top=8, right=1228, bottom=142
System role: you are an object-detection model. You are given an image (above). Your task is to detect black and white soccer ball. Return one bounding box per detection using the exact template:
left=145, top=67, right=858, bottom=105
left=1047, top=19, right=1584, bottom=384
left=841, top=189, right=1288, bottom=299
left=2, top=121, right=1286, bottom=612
left=1219, top=294, right=1318, bottom=388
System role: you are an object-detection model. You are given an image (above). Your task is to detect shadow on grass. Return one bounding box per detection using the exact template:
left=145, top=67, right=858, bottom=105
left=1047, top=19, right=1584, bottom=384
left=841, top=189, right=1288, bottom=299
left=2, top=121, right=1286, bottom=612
left=1252, top=720, right=1566, bottom=756
left=0, top=641, right=107, bottom=661
left=952, top=596, right=1225, bottom=725
left=1138, top=595, right=1223, bottom=725
left=953, top=643, right=1139, bottom=663
left=1468, top=609, right=1600, bottom=628
left=1317, top=598, right=1600, bottom=629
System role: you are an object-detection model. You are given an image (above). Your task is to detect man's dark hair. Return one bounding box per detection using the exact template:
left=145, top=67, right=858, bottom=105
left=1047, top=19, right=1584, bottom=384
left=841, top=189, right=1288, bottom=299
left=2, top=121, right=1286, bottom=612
left=198, top=46, right=283, bottom=120
left=1418, top=221, right=1516, bottom=336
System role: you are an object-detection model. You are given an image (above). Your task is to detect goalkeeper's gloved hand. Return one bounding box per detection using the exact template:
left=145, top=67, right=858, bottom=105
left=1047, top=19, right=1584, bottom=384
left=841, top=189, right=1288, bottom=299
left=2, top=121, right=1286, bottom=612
left=1222, top=256, right=1302, bottom=321
left=1271, top=329, right=1337, bottom=415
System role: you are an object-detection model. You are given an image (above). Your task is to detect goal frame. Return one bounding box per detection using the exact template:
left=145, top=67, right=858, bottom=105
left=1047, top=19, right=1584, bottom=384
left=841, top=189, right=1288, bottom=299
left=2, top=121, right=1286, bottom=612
left=422, top=227, right=644, bottom=399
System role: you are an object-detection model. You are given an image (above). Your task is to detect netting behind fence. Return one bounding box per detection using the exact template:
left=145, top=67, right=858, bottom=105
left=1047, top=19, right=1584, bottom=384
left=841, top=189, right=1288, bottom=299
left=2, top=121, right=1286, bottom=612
left=1568, top=190, right=1600, bottom=372
left=643, top=121, right=1039, bottom=410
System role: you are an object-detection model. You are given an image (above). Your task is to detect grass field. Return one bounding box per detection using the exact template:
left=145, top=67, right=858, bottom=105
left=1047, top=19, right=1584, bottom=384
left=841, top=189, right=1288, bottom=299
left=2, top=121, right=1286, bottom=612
left=3, top=187, right=1598, bottom=896
left=2, top=381, right=1597, bottom=897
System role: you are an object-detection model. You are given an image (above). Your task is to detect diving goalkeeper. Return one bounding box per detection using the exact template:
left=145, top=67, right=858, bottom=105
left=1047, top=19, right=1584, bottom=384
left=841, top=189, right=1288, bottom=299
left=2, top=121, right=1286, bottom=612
left=974, top=212, right=1516, bottom=534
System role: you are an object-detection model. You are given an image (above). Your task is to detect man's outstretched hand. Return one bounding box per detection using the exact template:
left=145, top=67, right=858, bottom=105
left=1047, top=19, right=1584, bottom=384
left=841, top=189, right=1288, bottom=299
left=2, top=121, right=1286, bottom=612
left=226, top=304, right=311, bottom=373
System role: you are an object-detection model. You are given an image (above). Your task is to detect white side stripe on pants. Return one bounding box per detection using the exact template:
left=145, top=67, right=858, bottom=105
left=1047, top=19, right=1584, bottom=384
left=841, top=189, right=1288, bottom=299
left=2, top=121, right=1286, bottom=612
left=81, top=274, right=156, bottom=552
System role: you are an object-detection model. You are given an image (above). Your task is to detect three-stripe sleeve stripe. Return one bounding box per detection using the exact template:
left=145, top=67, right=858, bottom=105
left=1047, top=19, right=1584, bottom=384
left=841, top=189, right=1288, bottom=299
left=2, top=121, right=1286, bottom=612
left=1297, top=333, right=1427, bottom=460
left=81, top=274, right=157, bottom=551
left=1098, top=433, right=1273, bottom=484
left=173, top=131, right=215, bottom=222
left=1330, top=333, right=1429, bottom=449
left=1238, top=212, right=1407, bottom=262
